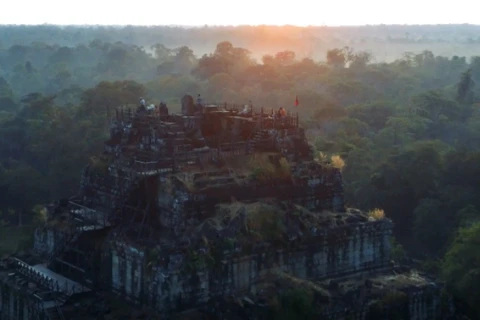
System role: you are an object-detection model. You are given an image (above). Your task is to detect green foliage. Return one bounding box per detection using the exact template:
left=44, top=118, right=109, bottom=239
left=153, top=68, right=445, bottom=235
left=0, top=27, right=480, bottom=313
left=390, top=237, right=406, bottom=263
left=366, top=292, right=409, bottom=320
left=32, top=205, right=48, bottom=225
left=248, top=155, right=292, bottom=183
left=368, top=208, right=385, bottom=220
left=442, top=222, right=480, bottom=319
left=183, top=249, right=210, bottom=274
left=89, top=156, right=113, bottom=176
left=346, top=101, right=395, bottom=131
left=268, top=288, right=320, bottom=320
left=413, top=198, right=448, bottom=256
left=456, top=205, right=480, bottom=228
left=419, top=259, right=442, bottom=275
left=245, top=205, right=286, bottom=243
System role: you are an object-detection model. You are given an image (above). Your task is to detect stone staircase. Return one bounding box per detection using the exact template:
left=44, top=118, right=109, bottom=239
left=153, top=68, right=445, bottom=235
left=113, top=178, right=139, bottom=210
left=47, top=227, right=82, bottom=267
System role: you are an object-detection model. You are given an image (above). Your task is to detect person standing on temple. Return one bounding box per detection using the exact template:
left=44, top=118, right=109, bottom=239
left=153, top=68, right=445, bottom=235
left=196, top=94, right=203, bottom=114
left=159, top=101, right=169, bottom=116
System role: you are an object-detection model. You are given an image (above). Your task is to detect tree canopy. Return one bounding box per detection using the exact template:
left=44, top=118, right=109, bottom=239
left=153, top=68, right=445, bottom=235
left=1, top=26, right=480, bottom=317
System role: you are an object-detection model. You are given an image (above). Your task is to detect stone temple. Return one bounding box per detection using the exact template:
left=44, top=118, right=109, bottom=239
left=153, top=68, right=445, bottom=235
left=0, top=96, right=449, bottom=319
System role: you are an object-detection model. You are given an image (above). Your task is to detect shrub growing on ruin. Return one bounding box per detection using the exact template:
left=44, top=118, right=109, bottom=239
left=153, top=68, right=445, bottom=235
left=89, top=155, right=112, bottom=175
left=32, top=204, right=48, bottom=225
left=249, top=155, right=277, bottom=182
left=368, top=208, right=385, bottom=220
left=277, top=157, right=291, bottom=179
left=316, top=151, right=329, bottom=164
left=268, top=288, right=320, bottom=320
left=245, top=204, right=286, bottom=243
left=248, top=154, right=292, bottom=183
left=390, top=237, right=406, bottom=263
left=330, top=154, right=345, bottom=170
left=366, top=291, right=409, bottom=320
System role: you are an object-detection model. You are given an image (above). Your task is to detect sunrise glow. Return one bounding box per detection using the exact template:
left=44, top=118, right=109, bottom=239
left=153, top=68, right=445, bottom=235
left=1, top=0, right=479, bottom=26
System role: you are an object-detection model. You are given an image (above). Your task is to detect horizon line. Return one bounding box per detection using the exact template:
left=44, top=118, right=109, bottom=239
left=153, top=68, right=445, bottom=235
left=0, top=23, right=479, bottom=28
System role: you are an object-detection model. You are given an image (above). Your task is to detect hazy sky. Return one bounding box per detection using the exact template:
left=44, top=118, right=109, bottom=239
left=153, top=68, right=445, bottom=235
left=1, top=0, right=478, bottom=26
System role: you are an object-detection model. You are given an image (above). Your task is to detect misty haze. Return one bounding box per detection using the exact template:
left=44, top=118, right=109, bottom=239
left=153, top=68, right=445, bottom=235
left=0, top=15, right=479, bottom=320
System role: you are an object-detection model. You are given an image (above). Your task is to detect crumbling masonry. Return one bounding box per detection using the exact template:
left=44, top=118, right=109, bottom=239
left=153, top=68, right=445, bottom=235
left=0, top=96, right=448, bottom=319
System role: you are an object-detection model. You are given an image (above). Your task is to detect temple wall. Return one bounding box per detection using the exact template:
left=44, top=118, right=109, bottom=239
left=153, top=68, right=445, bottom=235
left=33, top=228, right=64, bottom=256
left=212, top=275, right=444, bottom=320
left=407, top=287, right=442, bottom=320
left=111, top=244, right=145, bottom=301
left=0, top=281, right=45, bottom=320
left=108, top=219, right=392, bottom=313
left=157, top=169, right=345, bottom=233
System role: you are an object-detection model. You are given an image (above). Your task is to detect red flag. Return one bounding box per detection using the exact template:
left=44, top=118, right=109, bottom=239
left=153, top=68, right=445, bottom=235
left=295, top=95, right=299, bottom=107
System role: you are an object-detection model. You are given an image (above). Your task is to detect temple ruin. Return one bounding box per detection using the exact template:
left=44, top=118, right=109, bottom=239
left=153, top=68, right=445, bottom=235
left=0, top=96, right=449, bottom=319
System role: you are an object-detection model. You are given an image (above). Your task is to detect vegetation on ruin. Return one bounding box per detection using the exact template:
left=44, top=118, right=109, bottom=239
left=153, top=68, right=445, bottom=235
left=330, top=155, right=345, bottom=171
left=390, top=237, right=406, bottom=263
left=194, top=201, right=370, bottom=261
left=268, top=288, right=320, bottom=320
left=89, top=155, right=113, bottom=176
left=173, top=153, right=293, bottom=191
left=442, top=222, right=480, bottom=319
left=183, top=249, right=210, bottom=274
left=145, top=246, right=161, bottom=276
left=243, top=203, right=286, bottom=243
left=194, top=201, right=287, bottom=251
left=0, top=25, right=480, bottom=316
left=32, top=204, right=48, bottom=225
left=366, top=291, right=409, bottom=320
left=314, top=152, right=344, bottom=173
left=260, top=271, right=329, bottom=319
left=248, top=154, right=292, bottom=183
left=368, top=208, right=385, bottom=220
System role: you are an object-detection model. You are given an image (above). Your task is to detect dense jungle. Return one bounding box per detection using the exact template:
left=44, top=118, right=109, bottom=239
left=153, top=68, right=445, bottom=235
left=1, top=24, right=480, bottom=319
